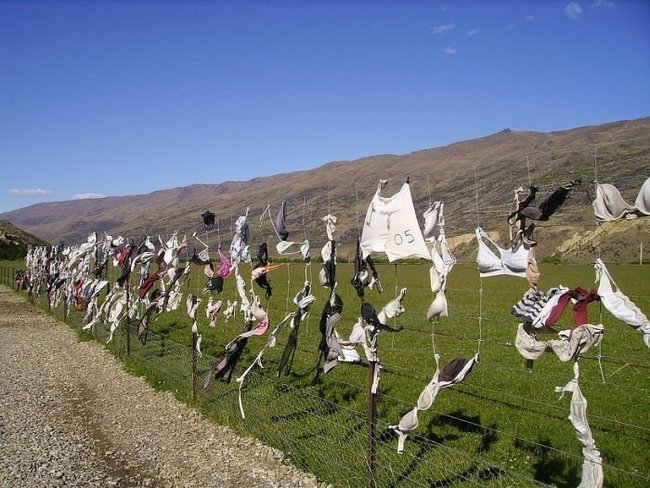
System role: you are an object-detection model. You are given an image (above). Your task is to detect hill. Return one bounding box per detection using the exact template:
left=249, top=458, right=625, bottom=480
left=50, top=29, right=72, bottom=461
left=0, top=220, right=50, bottom=260
left=1, top=118, right=649, bottom=263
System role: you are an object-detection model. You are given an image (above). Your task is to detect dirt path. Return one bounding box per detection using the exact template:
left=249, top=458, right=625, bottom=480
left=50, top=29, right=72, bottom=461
left=0, top=285, right=321, bottom=487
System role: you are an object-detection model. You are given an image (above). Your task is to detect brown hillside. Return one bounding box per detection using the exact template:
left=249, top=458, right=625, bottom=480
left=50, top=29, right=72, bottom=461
left=2, top=118, right=649, bottom=263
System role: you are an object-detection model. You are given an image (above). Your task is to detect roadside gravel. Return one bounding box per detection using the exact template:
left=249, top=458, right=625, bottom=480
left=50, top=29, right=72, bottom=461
left=0, top=285, right=323, bottom=487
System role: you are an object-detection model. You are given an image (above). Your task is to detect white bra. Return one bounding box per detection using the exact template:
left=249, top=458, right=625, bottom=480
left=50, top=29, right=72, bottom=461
left=594, top=258, right=650, bottom=347
left=592, top=176, right=650, bottom=221
left=475, top=227, right=528, bottom=278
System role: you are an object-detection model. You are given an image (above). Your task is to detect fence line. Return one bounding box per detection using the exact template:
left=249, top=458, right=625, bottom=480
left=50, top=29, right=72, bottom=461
left=2, top=267, right=648, bottom=487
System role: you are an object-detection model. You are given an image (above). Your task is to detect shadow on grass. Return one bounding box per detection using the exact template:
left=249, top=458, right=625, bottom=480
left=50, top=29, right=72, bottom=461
left=514, top=437, right=580, bottom=487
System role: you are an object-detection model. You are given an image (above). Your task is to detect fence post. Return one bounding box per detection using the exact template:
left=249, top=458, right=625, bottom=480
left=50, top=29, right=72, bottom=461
left=191, top=326, right=198, bottom=403
left=125, top=279, right=131, bottom=356
left=367, top=359, right=378, bottom=488
left=62, top=293, right=68, bottom=321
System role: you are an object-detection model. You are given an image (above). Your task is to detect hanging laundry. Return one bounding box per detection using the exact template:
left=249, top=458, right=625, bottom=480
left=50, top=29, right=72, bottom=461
left=507, top=186, right=539, bottom=246
left=518, top=180, right=581, bottom=221
left=422, top=201, right=445, bottom=242
left=317, top=289, right=345, bottom=374
left=515, top=323, right=604, bottom=362
left=592, top=176, right=650, bottom=221
left=229, top=209, right=251, bottom=263
left=511, top=286, right=569, bottom=329
left=390, top=353, right=479, bottom=453
left=319, top=214, right=337, bottom=288
left=555, top=362, right=604, bottom=488
left=594, top=258, right=650, bottom=347
left=475, top=227, right=529, bottom=278
left=201, top=210, right=216, bottom=229
left=222, top=299, right=238, bottom=321
left=251, top=243, right=283, bottom=299
left=275, top=200, right=290, bottom=241
left=260, top=201, right=311, bottom=259
left=424, top=201, right=455, bottom=320
left=190, top=246, right=211, bottom=266
left=277, top=281, right=316, bottom=376
left=360, top=180, right=431, bottom=262
left=351, top=236, right=382, bottom=298
left=538, top=287, right=600, bottom=328
left=205, top=297, right=223, bottom=328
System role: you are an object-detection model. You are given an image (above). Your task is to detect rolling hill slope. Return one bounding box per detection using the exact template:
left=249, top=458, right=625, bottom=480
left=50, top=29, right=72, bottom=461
left=2, top=118, right=649, bottom=263
left=0, top=220, right=50, bottom=260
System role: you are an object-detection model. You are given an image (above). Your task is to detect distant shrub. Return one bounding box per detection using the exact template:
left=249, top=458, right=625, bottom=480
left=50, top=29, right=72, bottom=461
left=0, top=241, right=27, bottom=261
left=542, top=252, right=563, bottom=264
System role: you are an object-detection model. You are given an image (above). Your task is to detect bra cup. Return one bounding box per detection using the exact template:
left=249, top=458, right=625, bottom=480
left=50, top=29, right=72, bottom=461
left=348, top=319, right=366, bottom=344
left=476, top=240, right=503, bottom=275
left=427, top=291, right=448, bottom=321
left=422, top=207, right=437, bottom=241
left=593, top=184, right=614, bottom=220
left=109, top=301, right=124, bottom=322
left=423, top=202, right=444, bottom=241
left=602, top=184, right=633, bottom=218
left=504, top=244, right=529, bottom=275
left=602, top=290, right=648, bottom=327
left=318, top=267, right=328, bottom=286
left=320, top=241, right=332, bottom=262
left=430, top=266, right=441, bottom=293
left=593, top=183, right=635, bottom=220
left=635, top=177, right=650, bottom=215
left=300, top=240, right=310, bottom=259
left=398, top=407, right=419, bottom=432
left=417, top=386, right=435, bottom=410
left=515, top=323, right=546, bottom=360
left=595, top=261, right=615, bottom=295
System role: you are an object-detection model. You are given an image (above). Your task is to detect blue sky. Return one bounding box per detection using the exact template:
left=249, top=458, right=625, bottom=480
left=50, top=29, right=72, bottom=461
left=1, top=0, right=648, bottom=213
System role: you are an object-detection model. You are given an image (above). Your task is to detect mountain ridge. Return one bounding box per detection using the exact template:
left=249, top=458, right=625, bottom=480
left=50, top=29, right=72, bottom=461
left=3, top=117, right=649, bottom=263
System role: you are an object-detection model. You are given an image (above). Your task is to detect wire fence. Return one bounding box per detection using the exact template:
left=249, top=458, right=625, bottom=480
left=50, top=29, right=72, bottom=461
left=2, top=264, right=649, bottom=487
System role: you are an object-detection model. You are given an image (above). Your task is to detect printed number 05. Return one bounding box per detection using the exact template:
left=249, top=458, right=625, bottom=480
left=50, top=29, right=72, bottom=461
left=393, top=230, right=415, bottom=245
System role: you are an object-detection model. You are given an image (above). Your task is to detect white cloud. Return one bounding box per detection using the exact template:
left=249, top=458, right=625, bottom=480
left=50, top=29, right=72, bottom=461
left=72, top=192, right=105, bottom=200
left=525, top=14, right=535, bottom=21
left=593, top=0, right=614, bottom=7
left=9, top=188, right=54, bottom=196
left=565, top=2, right=583, bottom=18
left=442, top=46, right=457, bottom=55
left=440, top=4, right=449, bottom=11
left=467, top=29, right=479, bottom=36
left=432, top=22, right=455, bottom=35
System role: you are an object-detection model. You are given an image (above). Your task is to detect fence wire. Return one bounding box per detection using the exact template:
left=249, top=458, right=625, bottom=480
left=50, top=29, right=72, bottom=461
left=2, top=266, right=648, bottom=487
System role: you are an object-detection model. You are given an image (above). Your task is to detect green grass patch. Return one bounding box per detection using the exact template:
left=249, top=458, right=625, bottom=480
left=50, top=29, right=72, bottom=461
left=6, top=261, right=649, bottom=487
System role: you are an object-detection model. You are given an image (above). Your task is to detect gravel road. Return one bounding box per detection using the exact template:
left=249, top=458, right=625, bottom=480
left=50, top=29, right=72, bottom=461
left=0, top=285, right=322, bottom=487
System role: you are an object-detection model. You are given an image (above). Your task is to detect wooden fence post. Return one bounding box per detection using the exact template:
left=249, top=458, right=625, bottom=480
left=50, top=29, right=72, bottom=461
left=191, top=327, right=198, bottom=403
left=125, top=278, right=131, bottom=356
left=367, top=359, right=378, bottom=488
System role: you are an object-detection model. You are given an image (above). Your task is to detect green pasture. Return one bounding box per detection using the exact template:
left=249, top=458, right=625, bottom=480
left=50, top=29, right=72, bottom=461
left=7, top=260, right=649, bottom=487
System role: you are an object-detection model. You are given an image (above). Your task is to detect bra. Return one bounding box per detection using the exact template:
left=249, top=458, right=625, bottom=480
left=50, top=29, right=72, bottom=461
left=594, top=259, right=650, bottom=347
left=592, top=176, right=650, bottom=221
left=422, top=201, right=444, bottom=242
left=475, top=227, right=528, bottom=278
left=426, top=290, right=448, bottom=321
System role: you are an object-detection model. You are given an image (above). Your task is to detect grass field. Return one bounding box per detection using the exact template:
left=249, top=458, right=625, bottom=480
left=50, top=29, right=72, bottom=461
left=5, top=259, right=649, bottom=487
